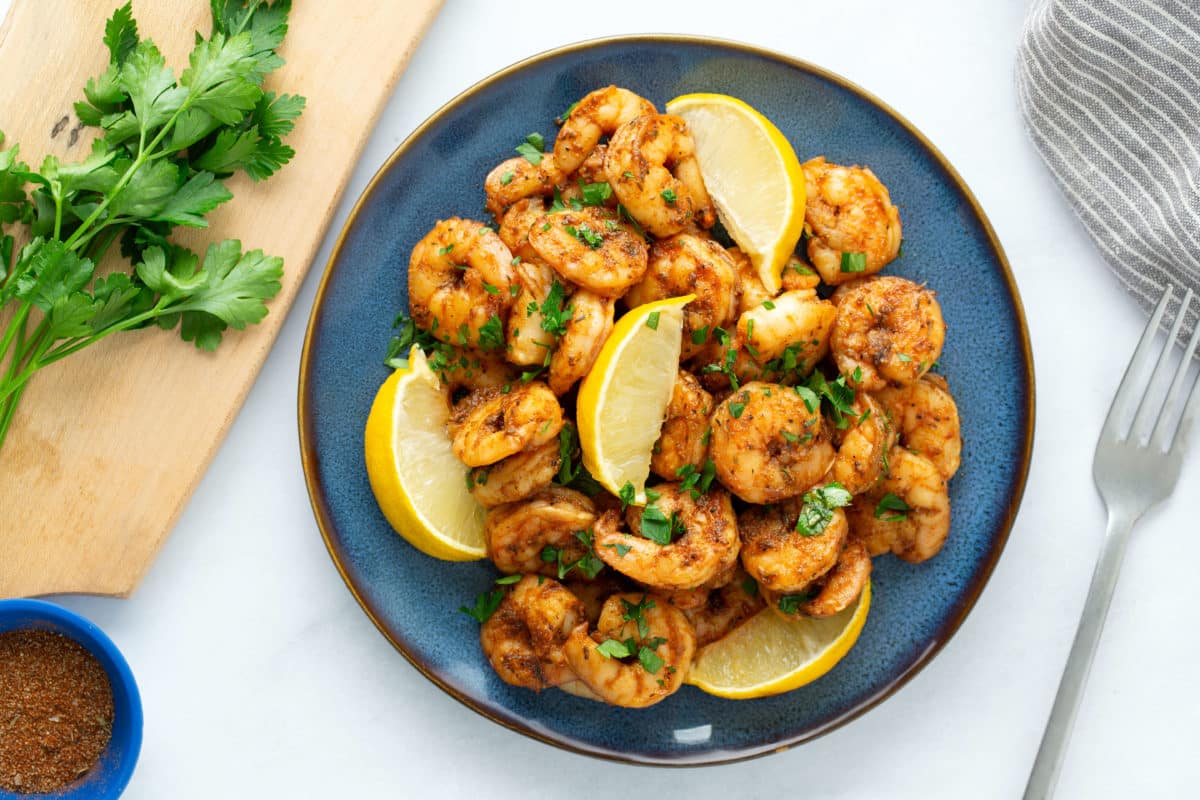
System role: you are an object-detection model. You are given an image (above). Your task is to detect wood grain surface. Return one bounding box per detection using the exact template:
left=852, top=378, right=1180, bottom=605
left=0, top=0, right=442, bottom=597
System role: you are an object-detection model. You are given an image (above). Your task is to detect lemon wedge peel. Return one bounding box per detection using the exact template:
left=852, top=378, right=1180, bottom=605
left=687, top=580, right=871, bottom=699
left=666, top=93, right=806, bottom=295
left=364, top=347, right=487, bottom=562
left=577, top=295, right=693, bottom=506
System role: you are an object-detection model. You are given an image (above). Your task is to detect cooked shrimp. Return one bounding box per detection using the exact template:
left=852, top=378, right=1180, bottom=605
left=798, top=537, right=872, bottom=618
left=764, top=537, right=871, bottom=620
left=528, top=207, right=649, bottom=297
left=846, top=448, right=950, bottom=563
left=548, top=290, right=614, bottom=395
left=730, top=247, right=773, bottom=316
left=709, top=382, right=834, bottom=503
left=408, top=218, right=516, bottom=349
left=830, top=275, right=945, bottom=391
left=563, top=593, right=696, bottom=708
left=739, top=500, right=849, bottom=593
left=479, top=575, right=585, bottom=690
left=625, top=233, right=738, bottom=359
left=662, top=561, right=738, bottom=611
left=594, top=483, right=740, bottom=590
left=558, top=146, right=617, bottom=207
left=499, top=197, right=548, bottom=263
left=736, top=289, right=836, bottom=371
left=829, top=393, right=894, bottom=495
left=684, top=572, right=765, bottom=646
left=780, top=256, right=821, bottom=292
left=553, top=86, right=656, bottom=175
left=801, top=156, right=902, bottom=285
left=469, top=438, right=561, bottom=508
left=606, top=114, right=716, bottom=237
left=650, top=370, right=713, bottom=480
left=506, top=257, right=561, bottom=367
left=439, top=349, right=518, bottom=393
left=485, top=487, right=599, bottom=576
left=485, top=156, right=562, bottom=219
left=874, top=373, right=962, bottom=479
left=450, top=383, right=563, bottom=467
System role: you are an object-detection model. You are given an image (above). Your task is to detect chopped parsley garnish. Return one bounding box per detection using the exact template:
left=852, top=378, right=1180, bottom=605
left=700, top=425, right=712, bottom=447
left=595, top=639, right=630, bottom=658
left=897, top=353, right=913, bottom=362
left=476, top=314, right=505, bottom=351
left=553, top=423, right=603, bottom=495
left=874, top=492, right=911, bottom=521
left=789, top=260, right=815, bottom=276
left=840, top=251, right=867, bottom=273
left=482, top=281, right=499, bottom=295
left=639, top=646, right=665, bottom=674
left=777, top=592, right=813, bottom=615
left=852, top=366, right=863, bottom=383
left=499, top=171, right=515, bottom=186
left=741, top=577, right=759, bottom=597
left=437, top=244, right=454, bottom=256
left=806, top=370, right=857, bottom=429
left=580, top=181, right=612, bottom=206
left=794, top=482, right=853, bottom=537
left=763, top=300, right=776, bottom=310
left=622, top=170, right=635, bottom=179
left=640, top=504, right=684, bottom=545
left=509, top=284, right=520, bottom=297
left=458, top=576, right=516, bottom=623
left=794, top=384, right=819, bottom=412
left=617, top=204, right=647, bottom=238
left=676, top=461, right=715, bottom=499
left=603, top=542, right=632, bottom=558
left=515, top=131, right=545, bottom=164
left=548, top=186, right=566, bottom=213
left=564, top=223, right=604, bottom=249
left=538, top=280, right=573, bottom=336
left=782, top=431, right=799, bottom=443
left=621, top=597, right=656, bottom=638
left=645, top=311, right=660, bottom=330
left=661, top=188, right=677, bottom=205
left=618, top=481, right=636, bottom=511
left=557, top=101, right=579, bottom=124
left=691, top=325, right=710, bottom=345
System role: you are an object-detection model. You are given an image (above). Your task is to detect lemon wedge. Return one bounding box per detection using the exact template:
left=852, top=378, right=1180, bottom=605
left=364, top=347, right=486, bottom=561
left=576, top=295, right=692, bottom=505
left=666, top=93, right=806, bottom=295
left=687, top=581, right=871, bottom=699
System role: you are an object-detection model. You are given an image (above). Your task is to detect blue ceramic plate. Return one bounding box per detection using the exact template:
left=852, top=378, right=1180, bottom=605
left=299, top=36, right=1034, bottom=765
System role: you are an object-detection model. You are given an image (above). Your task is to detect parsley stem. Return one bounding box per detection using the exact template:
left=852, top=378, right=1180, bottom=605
left=0, top=379, right=28, bottom=447
left=0, top=302, right=32, bottom=369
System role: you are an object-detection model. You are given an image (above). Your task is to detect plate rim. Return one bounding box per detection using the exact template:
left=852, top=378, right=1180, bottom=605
left=297, top=33, right=1036, bottom=767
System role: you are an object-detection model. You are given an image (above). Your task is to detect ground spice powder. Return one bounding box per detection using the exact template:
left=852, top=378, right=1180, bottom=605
left=0, top=629, right=114, bottom=794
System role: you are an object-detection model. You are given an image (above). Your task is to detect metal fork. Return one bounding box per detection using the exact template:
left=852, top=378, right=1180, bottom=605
left=1024, top=286, right=1200, bottom=799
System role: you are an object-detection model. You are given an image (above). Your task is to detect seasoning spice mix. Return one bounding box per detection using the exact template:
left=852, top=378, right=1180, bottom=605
left=0, top=629, right=114, bottom=794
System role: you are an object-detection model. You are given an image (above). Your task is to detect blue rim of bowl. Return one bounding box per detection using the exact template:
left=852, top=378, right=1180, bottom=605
left=0, top=599, right=143, bottom=797
left=297, top=34, right=1036, bottom=766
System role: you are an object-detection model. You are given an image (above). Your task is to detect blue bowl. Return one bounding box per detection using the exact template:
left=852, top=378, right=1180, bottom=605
left=0, top=600, right=142, bottom=799
left=299, top=35, right=1034, bottom=765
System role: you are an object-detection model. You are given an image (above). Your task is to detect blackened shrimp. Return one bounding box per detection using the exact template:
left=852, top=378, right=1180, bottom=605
left=650, top=369, right=713, bottom=481
left=846, top=448, right=950, bottom=563
left=562, top=593, right=696, bottom=708
left=528, top=207, right=649, bottom=297
left=830, top=276, right=945, bottom=391
left=801, top=156, right=902, bottom=285
left=709, top=382, right=834, bottom=504
left=548, top=290, right=614, bottom=396
left=606, top=114, right=716, bottom=237
left=739, top=499, right=849, bottom=593
left=874, top=373, right=962, bottom=479
left=479, top=575, right=586, bottom=690
left=625, top=233, right=738, bottom=359
left=449, top=382, right=563, bottom=467
left=408, top=218, right=516, bottom=349
left=554, top=86, right=656, bottom=176
left=595, top=483, right=740, bottom=591
left=484, top=487, right=599, bottom=576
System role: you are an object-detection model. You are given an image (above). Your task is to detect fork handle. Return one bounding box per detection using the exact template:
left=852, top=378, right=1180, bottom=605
left=1023, top=511, right=1135, bottom=799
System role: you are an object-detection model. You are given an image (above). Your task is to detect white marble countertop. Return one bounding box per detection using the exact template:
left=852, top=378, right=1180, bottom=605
left=30, top=0, right=1200, bottom=797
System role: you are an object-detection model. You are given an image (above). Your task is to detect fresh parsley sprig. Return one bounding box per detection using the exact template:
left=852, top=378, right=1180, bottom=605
left=0, top=1, right=303, bottom=451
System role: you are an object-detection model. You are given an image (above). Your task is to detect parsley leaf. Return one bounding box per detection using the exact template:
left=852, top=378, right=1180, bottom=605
left=646, top=311, right=660, bottom=330
left=794, top=482, right=853, bottom=537
left=874, top=492, right=911, bottom=521
left=840, top=252, right=866, bottom=273
left=459, top=588, right=505, bottom=623
left=777, top=593, right=812, bottom=615
left=596, top=639, right=631, bottom=659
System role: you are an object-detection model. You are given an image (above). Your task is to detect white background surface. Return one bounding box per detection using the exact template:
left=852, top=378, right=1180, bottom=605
left=13, top=0, right=1200, bottom=797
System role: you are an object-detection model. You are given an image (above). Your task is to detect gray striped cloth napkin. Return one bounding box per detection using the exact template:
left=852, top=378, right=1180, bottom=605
left=1016, top=0, right=1200, bottom=339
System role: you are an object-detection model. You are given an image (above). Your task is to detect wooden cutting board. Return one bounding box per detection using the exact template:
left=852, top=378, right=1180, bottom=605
left=0, top=0, right=442, bottom=597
